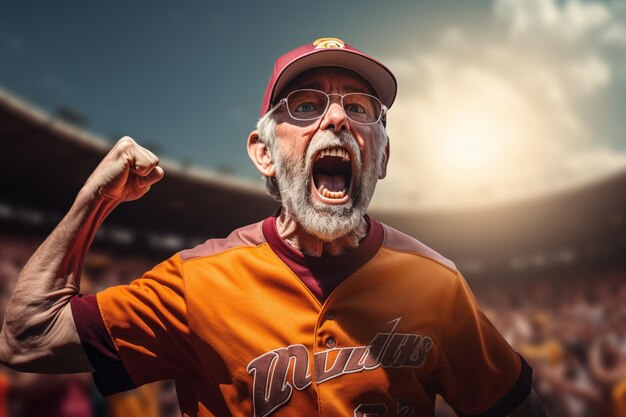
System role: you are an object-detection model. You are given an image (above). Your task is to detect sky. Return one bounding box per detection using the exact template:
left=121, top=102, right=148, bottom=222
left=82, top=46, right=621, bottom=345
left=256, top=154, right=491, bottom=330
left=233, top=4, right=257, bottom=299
left=2, top=0, right=626, bottom=210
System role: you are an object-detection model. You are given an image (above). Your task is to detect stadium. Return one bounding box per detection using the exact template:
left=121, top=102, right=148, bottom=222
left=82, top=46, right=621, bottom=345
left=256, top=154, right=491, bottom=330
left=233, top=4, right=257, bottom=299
left=2, top=81, right=626, bottom=417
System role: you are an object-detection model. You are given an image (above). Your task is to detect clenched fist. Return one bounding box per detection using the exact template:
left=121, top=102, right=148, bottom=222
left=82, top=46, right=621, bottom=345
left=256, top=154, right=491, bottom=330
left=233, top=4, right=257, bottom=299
left=82, top=136, right=164, bottom=203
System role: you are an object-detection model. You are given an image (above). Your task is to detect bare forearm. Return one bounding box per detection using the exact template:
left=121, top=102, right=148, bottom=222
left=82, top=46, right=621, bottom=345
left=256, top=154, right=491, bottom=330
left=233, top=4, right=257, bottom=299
left=19, top=188, right=115, bottom=297
left=0, top=189, right=117, bottom=371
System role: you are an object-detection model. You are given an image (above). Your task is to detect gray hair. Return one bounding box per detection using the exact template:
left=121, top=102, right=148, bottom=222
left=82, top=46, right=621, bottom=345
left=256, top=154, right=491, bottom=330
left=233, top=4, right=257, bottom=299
left=255, top=113, right=283, bottom=202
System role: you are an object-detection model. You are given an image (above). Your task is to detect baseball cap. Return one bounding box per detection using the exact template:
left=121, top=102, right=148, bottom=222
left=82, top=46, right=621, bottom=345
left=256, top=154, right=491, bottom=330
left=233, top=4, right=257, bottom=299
left=260, top=37, right=397, bottom=116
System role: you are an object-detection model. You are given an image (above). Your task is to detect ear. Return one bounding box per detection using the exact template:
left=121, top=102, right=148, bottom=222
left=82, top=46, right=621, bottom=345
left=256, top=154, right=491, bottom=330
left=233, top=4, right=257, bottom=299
left=379, top=136, right=390, bottom=179
left=247, top=130, right=275, bottom=177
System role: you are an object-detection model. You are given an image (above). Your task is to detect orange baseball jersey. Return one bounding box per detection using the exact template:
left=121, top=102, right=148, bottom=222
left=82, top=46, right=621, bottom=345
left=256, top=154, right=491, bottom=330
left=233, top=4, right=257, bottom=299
left=71, top=214, right=532, bottom=417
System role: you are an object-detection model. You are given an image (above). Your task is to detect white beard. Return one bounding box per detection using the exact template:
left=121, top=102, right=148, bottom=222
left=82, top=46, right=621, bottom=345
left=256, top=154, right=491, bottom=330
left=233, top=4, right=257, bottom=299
left=271, top=129, right=386, bottom=241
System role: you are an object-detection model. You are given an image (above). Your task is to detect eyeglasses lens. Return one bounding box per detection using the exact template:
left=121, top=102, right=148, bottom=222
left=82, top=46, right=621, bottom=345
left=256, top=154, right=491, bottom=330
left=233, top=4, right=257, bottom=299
left=343, top=93, right=381, bottom=124
left=287, top=90, right=327, bottom=120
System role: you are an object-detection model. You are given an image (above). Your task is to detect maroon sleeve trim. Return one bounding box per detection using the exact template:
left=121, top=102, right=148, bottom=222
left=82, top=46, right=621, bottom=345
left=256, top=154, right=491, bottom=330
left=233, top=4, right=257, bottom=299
left=457, top=355, right=533, bottom=417
left=70, top=294, right=137, bottom=396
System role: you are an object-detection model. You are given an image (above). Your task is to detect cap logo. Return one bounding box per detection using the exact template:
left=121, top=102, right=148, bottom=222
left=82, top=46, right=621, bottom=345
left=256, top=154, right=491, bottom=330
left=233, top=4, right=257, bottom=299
left=313, top=37, right=345, bottom=49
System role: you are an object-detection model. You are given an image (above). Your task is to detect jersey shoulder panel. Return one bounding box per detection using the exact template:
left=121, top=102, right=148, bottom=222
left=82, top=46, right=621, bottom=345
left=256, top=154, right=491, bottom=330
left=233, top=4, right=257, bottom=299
left=179, top=220, right=266, bottom=261
left=380, top=222, right=457, bottom=271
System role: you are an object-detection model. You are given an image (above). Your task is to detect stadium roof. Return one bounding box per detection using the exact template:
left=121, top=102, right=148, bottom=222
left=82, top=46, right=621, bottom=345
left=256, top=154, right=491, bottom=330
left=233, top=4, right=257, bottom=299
left=2, top=89, right=625, bottom=277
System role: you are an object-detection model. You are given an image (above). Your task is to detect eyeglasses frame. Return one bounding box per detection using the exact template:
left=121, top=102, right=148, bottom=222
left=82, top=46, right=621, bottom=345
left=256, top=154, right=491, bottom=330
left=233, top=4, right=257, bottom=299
left=265, top=88, right=388, bottom=125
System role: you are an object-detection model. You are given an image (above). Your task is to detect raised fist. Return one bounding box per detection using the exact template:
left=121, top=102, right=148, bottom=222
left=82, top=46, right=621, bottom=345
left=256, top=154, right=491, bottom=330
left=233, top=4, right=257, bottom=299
left=82, top=136, right=164, bottom=203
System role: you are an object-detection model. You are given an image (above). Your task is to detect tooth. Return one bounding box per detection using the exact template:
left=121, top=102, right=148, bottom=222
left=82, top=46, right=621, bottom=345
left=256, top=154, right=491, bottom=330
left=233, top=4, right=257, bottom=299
left=319, top=185, right=325, bottom=194
left=322, top=189, right=330, bottom=198
left=332, top=149, right=339, bottom=157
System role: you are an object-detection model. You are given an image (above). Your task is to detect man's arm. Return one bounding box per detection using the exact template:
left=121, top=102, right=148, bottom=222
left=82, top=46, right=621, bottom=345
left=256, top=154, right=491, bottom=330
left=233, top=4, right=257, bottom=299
left=509, top=389, right=548, bottom=417
left=0, top=137, right=163, bottom=373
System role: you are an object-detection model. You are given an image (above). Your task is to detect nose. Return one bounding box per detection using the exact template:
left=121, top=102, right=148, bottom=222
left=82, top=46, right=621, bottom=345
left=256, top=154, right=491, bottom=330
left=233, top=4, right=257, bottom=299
left=318, top=97, right=349, bottom=133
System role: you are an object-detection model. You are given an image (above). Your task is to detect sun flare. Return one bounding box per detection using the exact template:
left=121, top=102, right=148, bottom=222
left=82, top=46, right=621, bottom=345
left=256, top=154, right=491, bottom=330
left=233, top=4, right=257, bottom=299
left=439, top=111, right=502, bottom=172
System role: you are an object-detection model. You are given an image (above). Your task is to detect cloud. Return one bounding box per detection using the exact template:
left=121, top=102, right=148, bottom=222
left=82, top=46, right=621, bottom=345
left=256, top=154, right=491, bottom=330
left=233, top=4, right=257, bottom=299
left=440, top=27, right=465, bottom=47
left=601, top=23, right=626, bottom=44
left=494, top=0, right=626, bottom=91
left=494, top=0, right=612, bottom=41
left=563, top=147, right=626, bottom=180
left=371, top=1, right=626, bottom=209
left=566, top=55, right=611, bottom=94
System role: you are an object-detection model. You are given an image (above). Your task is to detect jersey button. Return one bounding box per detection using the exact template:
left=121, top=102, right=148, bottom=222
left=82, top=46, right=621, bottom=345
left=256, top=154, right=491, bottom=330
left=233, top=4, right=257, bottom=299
left=326, top=310, right=336, bottom=320
left=326, top=337, right=336, bottom=349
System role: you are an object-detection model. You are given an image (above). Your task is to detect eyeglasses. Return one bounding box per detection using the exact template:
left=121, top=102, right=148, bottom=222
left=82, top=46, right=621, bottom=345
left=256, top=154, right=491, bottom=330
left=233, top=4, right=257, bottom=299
left=267, top=89, right=387, bottom=125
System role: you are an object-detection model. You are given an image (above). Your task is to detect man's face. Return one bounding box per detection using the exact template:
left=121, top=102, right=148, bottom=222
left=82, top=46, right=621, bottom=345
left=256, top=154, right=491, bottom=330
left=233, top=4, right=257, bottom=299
left=268, top=67, right=389, bottom=241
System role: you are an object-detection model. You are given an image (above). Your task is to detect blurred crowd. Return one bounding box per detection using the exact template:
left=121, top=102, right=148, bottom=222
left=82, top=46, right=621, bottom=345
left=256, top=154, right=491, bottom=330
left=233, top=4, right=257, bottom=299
left=477, top=272, right=626, bottom=417
left=1, top=233, right=625, bottom=417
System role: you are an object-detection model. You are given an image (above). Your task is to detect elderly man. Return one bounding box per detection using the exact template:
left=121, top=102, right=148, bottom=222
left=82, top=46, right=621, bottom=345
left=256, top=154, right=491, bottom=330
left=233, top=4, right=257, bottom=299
left=0, top=38, right=546, bottom=417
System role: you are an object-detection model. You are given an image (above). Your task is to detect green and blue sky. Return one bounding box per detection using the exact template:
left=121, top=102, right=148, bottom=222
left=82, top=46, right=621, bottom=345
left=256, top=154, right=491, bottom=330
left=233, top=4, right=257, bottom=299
left=2, top=0, right=626, bottom=209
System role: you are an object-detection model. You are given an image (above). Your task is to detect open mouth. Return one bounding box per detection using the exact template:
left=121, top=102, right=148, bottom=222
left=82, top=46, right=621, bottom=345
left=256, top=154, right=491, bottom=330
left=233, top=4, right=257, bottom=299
left=311, top=146, right=353, bottom=204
